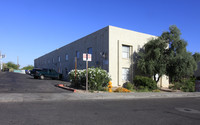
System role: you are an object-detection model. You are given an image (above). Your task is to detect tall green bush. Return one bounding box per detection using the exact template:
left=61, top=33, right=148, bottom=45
left=68, top=67, right=111, bottom=91
left=133, top=76, right=157, bottom=90
left=181, top=78, right=195, bottom=92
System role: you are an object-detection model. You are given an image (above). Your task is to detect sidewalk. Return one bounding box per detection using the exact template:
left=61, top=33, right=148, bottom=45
left=0, top=92, right=200, bottom=103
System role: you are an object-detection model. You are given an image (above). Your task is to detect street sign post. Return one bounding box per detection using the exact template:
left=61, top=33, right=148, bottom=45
left=83, top=53, right=92, bottom=92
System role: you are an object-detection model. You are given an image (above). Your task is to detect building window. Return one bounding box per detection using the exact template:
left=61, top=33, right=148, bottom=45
left=122, top=45, right=130, bottom=59
left=76, top=51, right=80, bottom=58
left=87, top=47, right=92, bottom=54
left=122, top=68, right=129, bottom=81
left=52, top=58, right=54, bottom=63
left=65, top=54, right=68, bottom=61
left=58, top=56, right=60, bottom=62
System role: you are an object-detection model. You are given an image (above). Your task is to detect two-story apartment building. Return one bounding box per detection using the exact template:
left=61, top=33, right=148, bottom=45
left=34, top=26, right=169, bottom=87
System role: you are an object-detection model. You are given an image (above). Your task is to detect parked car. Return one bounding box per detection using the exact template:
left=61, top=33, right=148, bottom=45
left=2, top=68, right=9, bottom=72
left=25, top=70, right=31, bottom=75
left=30, top=68, right=42, bottom=76
left=33, top=68, right=62, bottom=80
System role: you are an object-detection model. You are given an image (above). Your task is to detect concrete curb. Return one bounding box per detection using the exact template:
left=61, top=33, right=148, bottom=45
left=0, top=92, right=200, bottom=103
left=55, top=84, right=76, bottom=92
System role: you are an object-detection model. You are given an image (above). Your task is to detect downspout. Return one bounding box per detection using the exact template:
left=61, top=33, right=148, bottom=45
left=118, top=40, right=120, bottom=86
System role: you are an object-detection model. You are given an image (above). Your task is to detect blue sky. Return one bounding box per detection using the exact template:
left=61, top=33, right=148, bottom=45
left=0, top=0, right=200, bottom=68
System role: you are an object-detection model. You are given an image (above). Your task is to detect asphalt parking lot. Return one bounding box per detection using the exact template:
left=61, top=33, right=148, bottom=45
left=0, top=72, right=72, bottom=93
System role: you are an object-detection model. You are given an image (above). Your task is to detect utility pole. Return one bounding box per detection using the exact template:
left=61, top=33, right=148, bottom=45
left=17, top=56, right=19, bottom=65
left=17, top=56, right=20, bottom=69
left=0, top=51, right=6, bottom=71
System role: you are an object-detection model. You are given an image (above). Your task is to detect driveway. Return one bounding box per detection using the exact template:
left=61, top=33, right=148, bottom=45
left=0, top=72, right=71, bottom=93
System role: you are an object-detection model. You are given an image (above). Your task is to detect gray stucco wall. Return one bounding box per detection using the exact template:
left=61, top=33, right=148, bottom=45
left=34, top=26, right=109, bottom=79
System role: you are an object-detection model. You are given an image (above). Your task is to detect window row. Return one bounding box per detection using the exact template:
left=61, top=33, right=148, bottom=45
left=37, top=47, right=93, bottom=65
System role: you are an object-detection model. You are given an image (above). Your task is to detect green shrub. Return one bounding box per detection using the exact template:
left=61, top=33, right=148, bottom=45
left=138, top=86, right=144, bottom=89
left=137, top=86, right=149, bottom=92
left=172, top=82, right=182, bottom=90
left=101, top=87, right=109, bottom=92
left=152, top=89, right=160, bottom=92
left=133, top=76, right=157, bottom=90
left=123, top=82, right=134, bottom=90
left=170, top=78, right=195, bottom=92
left=69, top=67, right=111, bottom=91
left=181, top=79, right=195, bottom=92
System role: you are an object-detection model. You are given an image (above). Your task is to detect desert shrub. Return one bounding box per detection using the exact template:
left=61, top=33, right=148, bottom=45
left=69, top=67, right=111, bottom=91
left=123, top=82, right=134, bottom=90
left=133, top=76, right=157, bottom=90
left=114, top=87, right=131, bottom=93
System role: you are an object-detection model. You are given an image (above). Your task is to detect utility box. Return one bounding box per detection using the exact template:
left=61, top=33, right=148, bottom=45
left=195, top=80, right=200, bottom=92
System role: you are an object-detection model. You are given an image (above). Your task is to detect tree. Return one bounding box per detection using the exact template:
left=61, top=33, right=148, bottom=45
left=6, top=62, right=19, bottom=70
left=21, top=65, right=34, bottom=70
left=137, top=38, right=168, bottom=82
left=193, top=53, right=200, bottom=63
left=162, top=25, right=197, bottom=82
left=137, top=25, right=197, bottom=83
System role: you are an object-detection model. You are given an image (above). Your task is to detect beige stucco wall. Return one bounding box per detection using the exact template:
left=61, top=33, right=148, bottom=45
left=108, top=26, right=169, bottom=87
left=157, top=75, right=169, bottom=88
